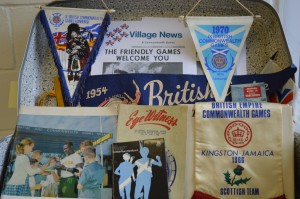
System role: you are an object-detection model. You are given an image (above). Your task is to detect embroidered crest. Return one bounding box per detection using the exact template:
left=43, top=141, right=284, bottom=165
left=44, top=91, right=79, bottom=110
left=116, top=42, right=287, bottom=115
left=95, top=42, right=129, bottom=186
left=212, top=53, right=227, bottom=69
left=224, top=120, right=252, bottom=148
left=49, top=13, right=64, bottom=28
left=224, top=165, right=251, bottom=186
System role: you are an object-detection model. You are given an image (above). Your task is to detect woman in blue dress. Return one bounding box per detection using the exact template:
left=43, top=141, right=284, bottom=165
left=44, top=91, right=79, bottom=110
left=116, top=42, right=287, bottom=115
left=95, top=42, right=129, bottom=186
left=3, top=138, right=46, bottom=196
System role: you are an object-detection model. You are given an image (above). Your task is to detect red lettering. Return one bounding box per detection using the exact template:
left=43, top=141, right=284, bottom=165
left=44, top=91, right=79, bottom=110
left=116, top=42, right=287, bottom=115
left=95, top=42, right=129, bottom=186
left=125, top=110, right=145, bottom=129
left=125, top=109, right=178, bottom=130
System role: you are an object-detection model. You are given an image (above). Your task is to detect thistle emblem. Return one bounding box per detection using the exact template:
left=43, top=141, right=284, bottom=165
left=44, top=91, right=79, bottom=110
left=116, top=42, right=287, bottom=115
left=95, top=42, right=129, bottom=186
left=224, top=165, right=251, bottom=186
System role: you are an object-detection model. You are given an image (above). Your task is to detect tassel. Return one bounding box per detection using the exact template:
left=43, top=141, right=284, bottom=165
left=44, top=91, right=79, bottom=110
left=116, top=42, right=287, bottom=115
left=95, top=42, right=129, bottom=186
left=192, top=191, right=218, bottom=199
left=273, top=195, right=286, bottom=199
left=192, top=191, right=286, bottom=199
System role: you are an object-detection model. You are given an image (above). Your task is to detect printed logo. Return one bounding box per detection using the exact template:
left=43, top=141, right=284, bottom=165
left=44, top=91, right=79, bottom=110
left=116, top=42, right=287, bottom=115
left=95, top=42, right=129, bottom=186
left=224, top=120, right=252, bottom=148
left=244, top=86, right=262, bottom=98
left=212, top=53, right=227, bottom=69
left=105, top=23, right=129, bottom=46
left=224, top=165, right=251, bottom=186
left=125, top=110, right=178, bottom=130
left=49, top=13, right=64, bottom=28
left=204, top=49, right=234, bottom=72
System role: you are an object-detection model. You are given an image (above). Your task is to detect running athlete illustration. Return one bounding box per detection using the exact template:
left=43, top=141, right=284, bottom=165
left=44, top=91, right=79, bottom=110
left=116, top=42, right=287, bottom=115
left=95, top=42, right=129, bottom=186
left=134, top=147, right=162, bottom=199
left=114, top=153, right=135, bottom=199
left=98, top=79, right=141, bottom=107
left=114, top=147, right=162, bottom=199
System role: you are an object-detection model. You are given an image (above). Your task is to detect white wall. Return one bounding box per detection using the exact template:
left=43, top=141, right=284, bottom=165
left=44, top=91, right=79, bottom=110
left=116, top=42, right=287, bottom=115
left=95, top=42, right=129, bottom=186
left=264, top=0, right=299, bottom=85
left=0, top=1, right=52, bottom=138
left=280, top=0, right=300, bottom=86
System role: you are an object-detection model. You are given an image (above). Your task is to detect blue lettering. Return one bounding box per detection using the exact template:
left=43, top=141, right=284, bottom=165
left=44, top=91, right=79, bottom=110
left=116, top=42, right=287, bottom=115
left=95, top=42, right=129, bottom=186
left=159, top=31, right=182, bottom=38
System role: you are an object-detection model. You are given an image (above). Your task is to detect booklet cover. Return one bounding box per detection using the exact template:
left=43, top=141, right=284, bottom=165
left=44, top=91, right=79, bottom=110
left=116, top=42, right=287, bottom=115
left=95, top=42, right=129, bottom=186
left=116, top=104, right=187, bottom=199
left=193, top=102, right=290, bottom=199
left=180, top=104, right=195, bottom=199
left=112, top=138, right=169, bottom=199
left=1, top=106, right=117, bottom=199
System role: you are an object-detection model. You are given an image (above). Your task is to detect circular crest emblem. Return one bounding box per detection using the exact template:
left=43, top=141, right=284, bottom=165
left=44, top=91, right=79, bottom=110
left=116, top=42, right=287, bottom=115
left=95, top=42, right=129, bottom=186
left=165, top=148, right=176, bottom=192
left=212, top=54, right=227, bottom=69
left=224, top=120, right=252, bottom=148
left=49, top=13, right=64, bottom=28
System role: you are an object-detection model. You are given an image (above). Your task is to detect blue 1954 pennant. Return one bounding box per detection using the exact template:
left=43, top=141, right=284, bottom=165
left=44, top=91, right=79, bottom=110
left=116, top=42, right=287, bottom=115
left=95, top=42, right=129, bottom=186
left=80, top=66, right=296, bottom=107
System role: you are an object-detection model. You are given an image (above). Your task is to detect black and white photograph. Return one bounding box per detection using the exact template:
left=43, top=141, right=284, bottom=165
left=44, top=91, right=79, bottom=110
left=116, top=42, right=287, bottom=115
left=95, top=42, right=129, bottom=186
left=103, top=62, right=183, bottom=74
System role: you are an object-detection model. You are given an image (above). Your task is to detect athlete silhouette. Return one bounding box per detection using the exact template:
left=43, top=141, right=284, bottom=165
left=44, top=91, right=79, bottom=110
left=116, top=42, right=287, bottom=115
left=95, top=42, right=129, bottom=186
left=134, top=147, right=162, bottom=199
left=114, top=153, right=135, bottom=199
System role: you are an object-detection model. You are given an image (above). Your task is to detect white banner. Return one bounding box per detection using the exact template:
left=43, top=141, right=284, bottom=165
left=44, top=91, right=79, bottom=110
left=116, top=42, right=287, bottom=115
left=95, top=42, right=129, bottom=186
left=42, top=7, right=108, bottom=104
left=186, top=16, right=253, bottom=101
left=194, top=102, right=289, bottom=198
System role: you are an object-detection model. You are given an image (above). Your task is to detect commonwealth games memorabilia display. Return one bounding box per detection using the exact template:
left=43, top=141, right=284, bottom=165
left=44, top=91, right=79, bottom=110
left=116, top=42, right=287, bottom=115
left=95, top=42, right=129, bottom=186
left=0, top=1, right=298, bottom=199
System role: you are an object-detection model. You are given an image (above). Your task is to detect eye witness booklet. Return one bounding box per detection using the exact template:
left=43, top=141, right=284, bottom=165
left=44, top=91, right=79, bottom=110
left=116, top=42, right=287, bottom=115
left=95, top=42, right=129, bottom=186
left=1, top=106, right=117, bottom=199
left=116, top=104, right=187, bottom=199
left=112, top=138, right=168, bottom=199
